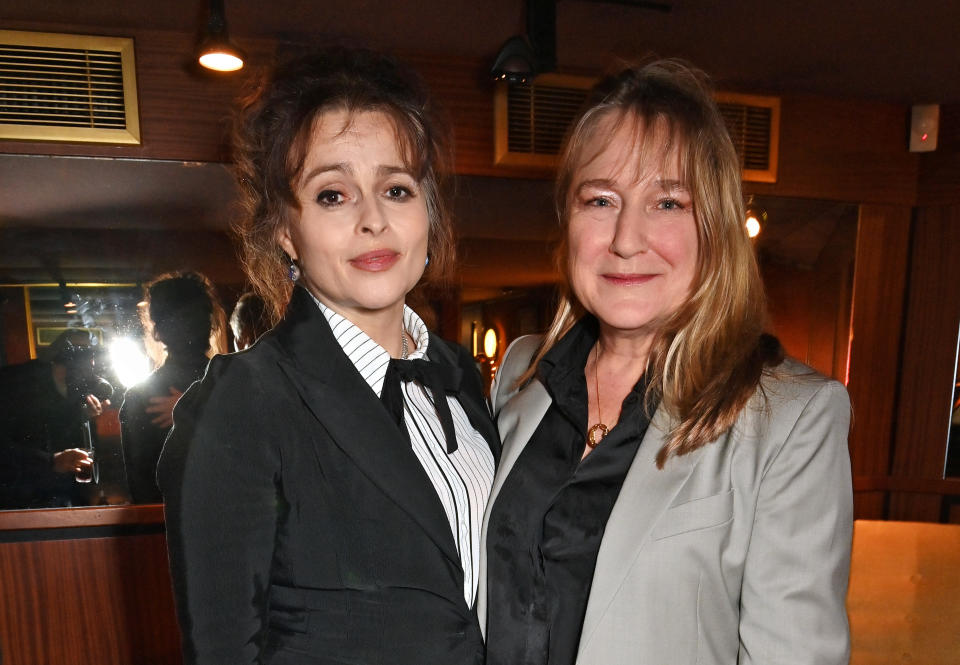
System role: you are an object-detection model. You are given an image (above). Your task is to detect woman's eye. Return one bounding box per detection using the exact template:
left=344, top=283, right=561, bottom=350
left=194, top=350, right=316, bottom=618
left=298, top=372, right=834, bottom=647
left=656, top=198, right=686, bottom=211
left=316, top=189, right=344, bottom=206
left=586, top=197, right=613, bottom=208
left=386, top=185, right=413, bottom=199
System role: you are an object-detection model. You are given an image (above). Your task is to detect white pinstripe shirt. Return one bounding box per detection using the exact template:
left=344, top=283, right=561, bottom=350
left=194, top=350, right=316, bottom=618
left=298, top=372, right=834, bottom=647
left=312, top=296, right=495, bottom=608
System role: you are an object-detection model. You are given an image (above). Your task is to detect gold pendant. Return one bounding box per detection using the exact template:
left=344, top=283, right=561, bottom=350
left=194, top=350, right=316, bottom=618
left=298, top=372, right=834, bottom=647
left=587, top=422, right=609, bottom=448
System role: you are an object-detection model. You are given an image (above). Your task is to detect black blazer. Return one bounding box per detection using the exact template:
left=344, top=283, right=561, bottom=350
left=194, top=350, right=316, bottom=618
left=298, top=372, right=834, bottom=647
left=158, top=287, right=500, bottom=665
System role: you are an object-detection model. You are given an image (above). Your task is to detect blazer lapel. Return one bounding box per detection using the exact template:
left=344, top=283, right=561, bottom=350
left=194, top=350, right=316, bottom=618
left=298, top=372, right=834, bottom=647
left=274, top=288, right=461, bottom=568
left=577, top=406, right=708, bottom=654
left=477, top=377, right=552, bottom=633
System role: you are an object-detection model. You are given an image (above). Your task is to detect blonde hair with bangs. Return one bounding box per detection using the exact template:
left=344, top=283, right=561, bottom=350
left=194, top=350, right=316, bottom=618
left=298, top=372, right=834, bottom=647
left=525, top=59, right=782, bottom=467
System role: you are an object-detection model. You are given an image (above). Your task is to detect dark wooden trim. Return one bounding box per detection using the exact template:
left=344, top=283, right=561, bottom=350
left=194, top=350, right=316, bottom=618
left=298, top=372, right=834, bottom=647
left=0, top=504, right=164, bottom=531
left=854, top=475, right=960, bottom=495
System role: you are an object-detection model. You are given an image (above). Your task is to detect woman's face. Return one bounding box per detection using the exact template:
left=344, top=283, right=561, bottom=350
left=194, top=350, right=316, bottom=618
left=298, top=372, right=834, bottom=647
left=566, top=114, right=699, bottom=338
left=278, top=109, right=429, bottom=323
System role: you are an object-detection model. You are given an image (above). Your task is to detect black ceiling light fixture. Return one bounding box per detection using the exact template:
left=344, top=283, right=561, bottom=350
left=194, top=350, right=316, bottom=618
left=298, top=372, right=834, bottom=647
left=490, top=0, right=672, bottom=84
left=490, top=0, right=555, bottom=84
left=490, top=35, right=539, bottom=85
left=197, top=0, right=245, bottom=73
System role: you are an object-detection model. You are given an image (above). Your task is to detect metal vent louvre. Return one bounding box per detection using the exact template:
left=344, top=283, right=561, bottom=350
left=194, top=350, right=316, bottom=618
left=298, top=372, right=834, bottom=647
left=715, top=92, right=780, bottom=183
left=506, top=84, right=589, bottom=155
left=494, top=73, right=595, bottom=169
left=719, top=103, right=771, bottom=170
left=495, top=78, right=779, bottom=183
left=0, top=30, right=140, bottom=145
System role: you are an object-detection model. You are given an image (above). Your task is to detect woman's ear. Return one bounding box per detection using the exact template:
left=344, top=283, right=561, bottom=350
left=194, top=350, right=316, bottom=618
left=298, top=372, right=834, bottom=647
left=276, top=224, right=297, bottom=262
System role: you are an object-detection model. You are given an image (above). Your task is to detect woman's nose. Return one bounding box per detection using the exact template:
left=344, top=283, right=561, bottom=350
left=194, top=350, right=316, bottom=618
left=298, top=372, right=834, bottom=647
left=609, top=205, right=649, bottom=257
left=358, top=198, right=388, bottom=235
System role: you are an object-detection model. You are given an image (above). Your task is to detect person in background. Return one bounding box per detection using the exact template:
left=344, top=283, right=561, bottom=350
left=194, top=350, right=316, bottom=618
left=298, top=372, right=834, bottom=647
left=119, top=271, right=224, bottom=504
left=228, top=291, right=270, bottom=351
left=158, top=48, right=499, bottom=664
left=0, top=329, right=109, bottom=508
left=481, top=60, right=853, bottom=665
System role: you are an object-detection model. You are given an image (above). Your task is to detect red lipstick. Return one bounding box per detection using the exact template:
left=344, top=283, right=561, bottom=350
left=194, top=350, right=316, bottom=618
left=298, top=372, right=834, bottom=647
left=351, top=250, right=400, bottom=272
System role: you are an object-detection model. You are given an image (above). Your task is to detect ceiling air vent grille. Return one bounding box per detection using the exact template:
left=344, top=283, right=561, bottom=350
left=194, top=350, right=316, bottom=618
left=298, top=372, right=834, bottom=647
left=716, top=92, right=780, bottom=183
left=0, top=30, right=140, bottom=145
left=495, top=73, right=595, bottom=169
left=495, top=78, right=780, bottom=183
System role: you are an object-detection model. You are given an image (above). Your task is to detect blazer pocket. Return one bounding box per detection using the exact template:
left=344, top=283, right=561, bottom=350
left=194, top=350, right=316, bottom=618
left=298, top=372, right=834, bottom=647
left=651, top=489, right=734, bottom=541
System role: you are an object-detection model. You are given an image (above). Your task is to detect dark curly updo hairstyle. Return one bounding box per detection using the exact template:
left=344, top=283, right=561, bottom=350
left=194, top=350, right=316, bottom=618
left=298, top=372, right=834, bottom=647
left=233, top=47, right=455, bottom=324
left=145, top=271, right=225, bottom=357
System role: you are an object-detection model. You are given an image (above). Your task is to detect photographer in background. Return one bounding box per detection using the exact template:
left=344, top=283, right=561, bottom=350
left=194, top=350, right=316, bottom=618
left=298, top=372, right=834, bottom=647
left=0, top=329, right=113, bottom=509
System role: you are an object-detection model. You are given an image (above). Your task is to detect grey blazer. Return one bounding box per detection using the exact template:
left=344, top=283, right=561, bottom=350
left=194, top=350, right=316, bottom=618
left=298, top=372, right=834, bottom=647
left=479, top=335, right=853, bottom=665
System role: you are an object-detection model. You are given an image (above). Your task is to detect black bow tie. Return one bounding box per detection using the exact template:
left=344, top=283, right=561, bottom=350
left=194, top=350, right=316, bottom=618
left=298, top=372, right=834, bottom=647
left=380, top=357, right=463, bottom=454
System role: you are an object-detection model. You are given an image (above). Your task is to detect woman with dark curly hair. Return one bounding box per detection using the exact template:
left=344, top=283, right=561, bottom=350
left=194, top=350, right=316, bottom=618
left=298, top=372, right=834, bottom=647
left=119, top=271, right=223, bottom=504
left=158, top=48, right=498, bottom=665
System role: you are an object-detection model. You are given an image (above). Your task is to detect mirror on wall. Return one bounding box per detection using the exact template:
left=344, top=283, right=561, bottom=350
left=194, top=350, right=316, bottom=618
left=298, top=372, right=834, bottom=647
left=0, top=284, right=145, bottom=509
left=0, top=154, right=244, bottom=512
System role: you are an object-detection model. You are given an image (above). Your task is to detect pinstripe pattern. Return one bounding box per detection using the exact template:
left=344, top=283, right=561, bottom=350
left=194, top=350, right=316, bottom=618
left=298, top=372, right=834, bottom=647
left=311, top=295, right=495, bottom=607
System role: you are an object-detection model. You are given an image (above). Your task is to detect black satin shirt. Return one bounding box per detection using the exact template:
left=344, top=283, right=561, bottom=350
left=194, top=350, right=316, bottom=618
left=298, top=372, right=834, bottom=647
left=486, top=318, right=652, bottom=665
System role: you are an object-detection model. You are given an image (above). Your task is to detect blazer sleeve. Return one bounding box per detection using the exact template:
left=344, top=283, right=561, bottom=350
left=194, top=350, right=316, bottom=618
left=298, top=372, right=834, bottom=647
left=738, top=380, right=853, bottom=665
left=157, top=354, right=281, bottom=665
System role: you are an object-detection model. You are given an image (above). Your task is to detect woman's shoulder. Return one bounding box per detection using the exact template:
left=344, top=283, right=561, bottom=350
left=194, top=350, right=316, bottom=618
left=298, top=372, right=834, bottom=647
left=757, top=357, right=849, bottom=409
left=490, top=335, right=543, bottom=416
left=733, top=356, right=851, bottom=455
left=207, top=330, right=283, bottom=378
left=173, top=334, right=286, bottom=415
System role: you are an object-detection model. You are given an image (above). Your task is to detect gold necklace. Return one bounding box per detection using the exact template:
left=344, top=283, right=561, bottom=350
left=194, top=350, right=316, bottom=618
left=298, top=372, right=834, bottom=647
left=586, top=343, right=609, bottom=448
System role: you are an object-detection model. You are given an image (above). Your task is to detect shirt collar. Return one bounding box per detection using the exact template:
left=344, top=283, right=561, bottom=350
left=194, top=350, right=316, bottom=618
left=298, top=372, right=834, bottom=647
left=307, top=292, right=430, bottom=396
left=539, top=315, right=598, bottom=384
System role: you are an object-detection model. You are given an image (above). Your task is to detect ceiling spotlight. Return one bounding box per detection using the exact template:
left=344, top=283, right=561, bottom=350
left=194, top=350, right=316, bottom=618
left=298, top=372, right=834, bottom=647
left=197, top=0, right=245, bottom=72
left=744, top=196, right=766, bottom=238
left=490, top=35, right=538, bottom=84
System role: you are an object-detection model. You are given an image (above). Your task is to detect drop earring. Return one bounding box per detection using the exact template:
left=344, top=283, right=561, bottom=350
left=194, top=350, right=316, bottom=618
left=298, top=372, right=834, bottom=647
left=424, top=255, right=430, bottom=267
left=288, top=259, right=301, bottom=282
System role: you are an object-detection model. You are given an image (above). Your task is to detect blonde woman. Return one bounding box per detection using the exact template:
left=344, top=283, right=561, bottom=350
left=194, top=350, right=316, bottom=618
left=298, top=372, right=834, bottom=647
left=480, top=61, right=853, bottom=665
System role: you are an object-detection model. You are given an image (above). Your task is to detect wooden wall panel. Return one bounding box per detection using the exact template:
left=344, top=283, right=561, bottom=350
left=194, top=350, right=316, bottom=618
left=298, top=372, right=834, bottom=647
left=745, top=95, right=919, bottom=206
left=889, top=207, right=960, bottom=521
left=846, top=205, right=912, bottom=519
left=917, top=104, right=960, bottom=206
left=0, top=532, right=180, bottom=665
left=411, top=55, right=504, bottom=178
